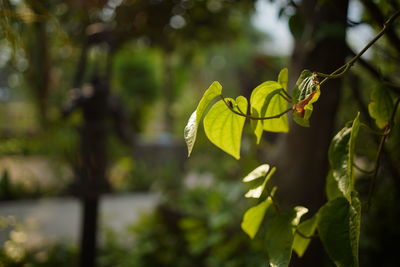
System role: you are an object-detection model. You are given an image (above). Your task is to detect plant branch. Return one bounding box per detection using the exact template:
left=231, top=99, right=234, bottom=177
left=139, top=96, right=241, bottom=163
left=360, top=123, right=389, bottom=136
left=295, top=229, right=316, bottom=239
left=265, top=186, right=280, bottom=213
left=318, top=9, right=400, bottom=86
left=366, top=98, right=400, bottom=210
left=279, top=92, right=291, bottom=102
left=220, top=95, right=293, bottom=121
left=280, top=89, right=293, bottom=101
left=361, top=0, right=400, bottom=54
left=350, top=78, right=400, bottom=196
left=346, top=46, right=400, bottom=95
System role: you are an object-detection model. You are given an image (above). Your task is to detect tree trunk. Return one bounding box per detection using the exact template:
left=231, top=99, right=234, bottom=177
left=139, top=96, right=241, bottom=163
left=270, top=0, right=349, bottom=265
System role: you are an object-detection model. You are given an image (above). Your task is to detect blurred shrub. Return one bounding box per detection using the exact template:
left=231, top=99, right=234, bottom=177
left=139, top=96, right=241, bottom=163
left=0, top=242, right=78, bottom=267
left=113, top=46, right=161, bottom=132
left=99, top=181, right=267, bottom=267
left=0, top=170, right=49, bottom=201
left=0, top=221, right=78, bottom=267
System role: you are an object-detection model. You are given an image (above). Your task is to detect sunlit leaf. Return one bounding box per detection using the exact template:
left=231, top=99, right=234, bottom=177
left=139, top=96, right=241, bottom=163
left=368, top=86, right=394, bottom=129
left=292, top=70, right=320, bottom=127
left=317, top=197, right=360, bottom=267
left=278, top=68, right=289, bottom=91
left=263, top=90, right=289, bottom=133
left=241, top=198, right=272, bottom=239
left=184, top=81, right=222, bottom=156
left=328, top=113, right=360, bottom=201
left=203, top=96, right=247, bottom=159
left=292, top=206, right=308, bottom=226
left=265, top=206, right=307, bottom=267
left=244, top=167, right=276, bottom=198
left=250, top=81, right=288, bottom=144
left=250, top=108, right=264, bottom=144
left=293, top=216, right=317, bottom=258
left=243, top=164, right=270, bottom=182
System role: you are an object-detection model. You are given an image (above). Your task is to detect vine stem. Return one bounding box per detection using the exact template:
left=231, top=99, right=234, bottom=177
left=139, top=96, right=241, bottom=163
left=266, top=186, right=280, bottom=213
left=219, top=95, right=293, bottom=121
left=366, top=98, right=400, bottom=210
left=319, top=9, right=400, bottom=86
left=360, top=123, right=390, bottom=136
left=295, top=229, right=316, bottom=239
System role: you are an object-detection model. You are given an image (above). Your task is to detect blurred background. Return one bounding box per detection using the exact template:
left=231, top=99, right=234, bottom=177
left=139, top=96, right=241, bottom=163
left=0, top=0, right=399, bottom=266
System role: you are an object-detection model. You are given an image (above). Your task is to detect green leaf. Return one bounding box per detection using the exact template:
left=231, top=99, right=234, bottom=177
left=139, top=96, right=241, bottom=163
left=293, top=216, right=318, bottom=258
left=184, top=81, right=222, bottom=156
left=278, top=68, right=289, bottom=91
left=317, top=197, right=360, bottom=267
left=328, top=113, right=360, bottom=201
left=241, top=198, right=273, bottom=239
left=244, top=167, right=276, bottom=198
left=250, top=81, right=288, bottom=144
left=348, top=113, right=360, bottom=184
left=292, top=70, right=321, bottom=127
left=242, top=164, right=270, bottom=182
left=265, top=206, right=307, bottom=267
left=325, top=170, right=344, bottom=201
left=203, top=96, right=248, bottom=159
left=263, top=90, right=289, bottom=133
left=349, top=194, right=361, bottom=267
left=368, top=86, right=394, bottom=129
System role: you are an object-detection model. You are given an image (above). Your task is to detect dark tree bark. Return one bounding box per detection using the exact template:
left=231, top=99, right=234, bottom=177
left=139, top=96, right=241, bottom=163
left=76, top=76, right=110, bottom=267
left=269, top=0, right=349, bottom=266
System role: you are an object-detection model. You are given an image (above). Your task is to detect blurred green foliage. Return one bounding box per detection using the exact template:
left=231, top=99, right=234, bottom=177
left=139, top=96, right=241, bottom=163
left=99, top=181, right=268, bottom=267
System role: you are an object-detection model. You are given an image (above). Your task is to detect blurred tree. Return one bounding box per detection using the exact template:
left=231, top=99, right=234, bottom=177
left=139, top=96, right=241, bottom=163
left=269, top=1, right=349, bottom=266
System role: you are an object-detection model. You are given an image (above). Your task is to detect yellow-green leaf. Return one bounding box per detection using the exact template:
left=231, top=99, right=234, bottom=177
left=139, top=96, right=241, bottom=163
left=278, top=68, right=289, bottom=91
left=368, top=86, right=394, bottom=129
left=241, top=198, right=273, bottom=239
left=293, top=216, right=317, bottom=258
left=250, top=81, right=288, bottom=144
left=263, top=90, right=289, bottom=133
left=184, top=81, right=222, bottom=156
left=203, top=96, right=248, bottom=159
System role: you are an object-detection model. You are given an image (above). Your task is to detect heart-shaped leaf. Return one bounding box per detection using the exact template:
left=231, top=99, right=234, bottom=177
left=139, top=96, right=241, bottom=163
left=203, top=96, right=248, bottom=159
left=250, top=81, right=288, bottom=144
left=184, top=81, right=222, bottom=156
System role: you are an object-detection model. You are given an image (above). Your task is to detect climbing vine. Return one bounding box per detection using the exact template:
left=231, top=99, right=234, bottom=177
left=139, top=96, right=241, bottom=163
left=184, top=9, right=400, bottom=267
